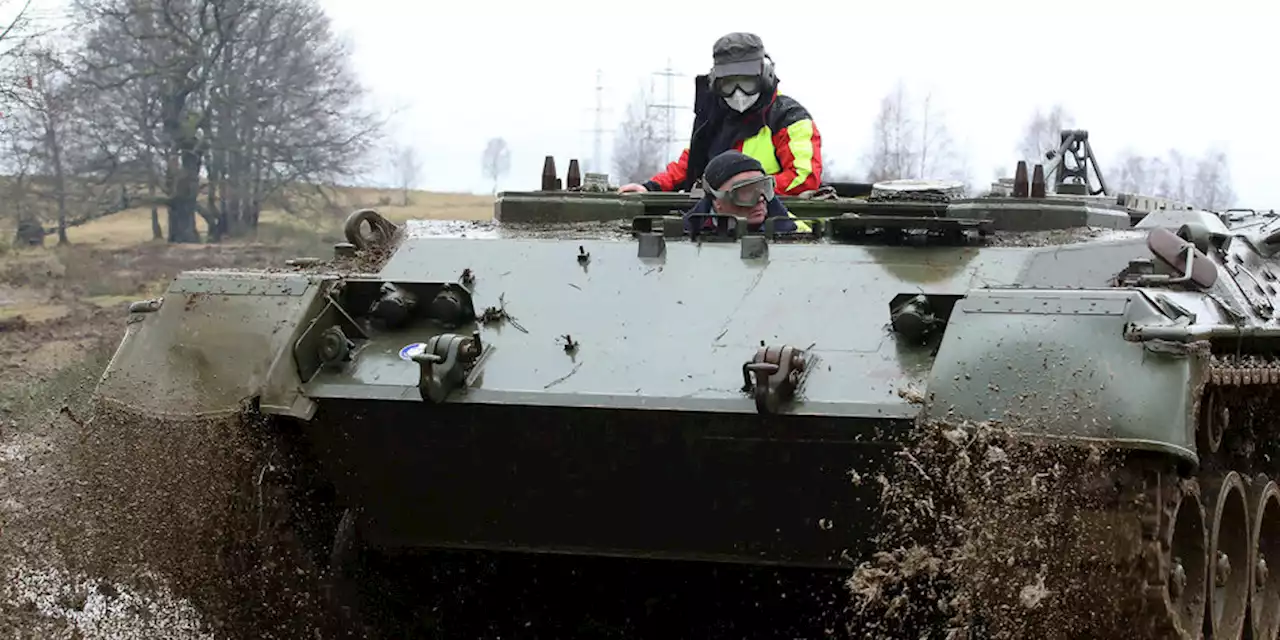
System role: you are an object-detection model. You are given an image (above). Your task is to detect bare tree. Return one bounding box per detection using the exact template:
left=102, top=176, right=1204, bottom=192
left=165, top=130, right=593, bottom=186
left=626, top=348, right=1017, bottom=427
left=72, top=0, right=226, bottom=242
left=1191, top=147, right=1235, bottom=211
left=861, top=81, right=967, bottom=183
left=821, top=158, right=863, bottom=182
left=0, top=0, right=35, bottom=121
left=389, top=144, right=421, bottom=205
left=12, top=46, right=75, bottom=244
left=863, top=83, right=913, bottom=182
left=0, top=0, right=29, bottom=36
left=2, top=40, right=136, bottom=245
left=1017, top=104, right=1072, bottom=169
left=1, top=119, right=43, bottom=245
left=0, top=0, right=33, bottom=63
left=1112, top=150, right=1153, bottom=196
left=481, top=137, right=510, bottom=194
left=1110, top=147, right=1236, bottom=211
left=202, top=0, right=382, bottom=239
left=72, top=0, right=382, bottom=243
left=612, top=87, right=664, bottom=185
left=1116, top=151, right=1184, bottom=202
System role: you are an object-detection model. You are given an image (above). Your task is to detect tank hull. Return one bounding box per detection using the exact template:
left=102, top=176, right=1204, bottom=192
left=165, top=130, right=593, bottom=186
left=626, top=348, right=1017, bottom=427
left=89, top=195, right=1280, bottom=636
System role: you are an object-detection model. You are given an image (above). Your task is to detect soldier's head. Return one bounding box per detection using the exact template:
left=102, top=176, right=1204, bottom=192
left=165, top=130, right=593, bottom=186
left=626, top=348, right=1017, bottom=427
left=703, top=151, right=774, bottom=224
left=709, top=32, right=775, bottom=114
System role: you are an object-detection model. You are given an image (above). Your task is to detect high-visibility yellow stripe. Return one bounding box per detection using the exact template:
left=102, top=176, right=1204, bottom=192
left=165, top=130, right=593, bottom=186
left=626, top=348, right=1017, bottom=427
left=741, top=126, right=782, bottom=174
left=788, top=212, right=812, bottom=233
left=784, top=119, right=815, bottom=193
left=738, top=122, right=810, bottom=233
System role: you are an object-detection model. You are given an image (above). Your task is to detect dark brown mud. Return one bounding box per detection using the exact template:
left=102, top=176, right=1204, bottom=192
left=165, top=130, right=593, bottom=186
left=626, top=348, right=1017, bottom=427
left=0, top=242, right=348, bottom=639
left=0, top=337, right=227, bottom=639
left=51, top=401, right=344, bottom=639
left=1, top=377, right=347, bottom=639
left=846, top=419, right=1166, bottom=640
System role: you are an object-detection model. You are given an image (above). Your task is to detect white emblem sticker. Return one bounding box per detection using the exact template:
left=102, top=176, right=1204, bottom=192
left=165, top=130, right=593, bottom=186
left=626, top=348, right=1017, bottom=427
left=399, top=342, right=427, bottom=361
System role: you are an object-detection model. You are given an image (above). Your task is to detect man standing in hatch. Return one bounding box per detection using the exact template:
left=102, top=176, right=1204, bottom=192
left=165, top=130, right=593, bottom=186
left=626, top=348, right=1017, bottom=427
left=618, top=32, right=823, bottom=197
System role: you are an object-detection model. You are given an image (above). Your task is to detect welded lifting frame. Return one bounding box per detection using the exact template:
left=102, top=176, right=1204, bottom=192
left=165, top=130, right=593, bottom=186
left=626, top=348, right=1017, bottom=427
left=1043, top=129, right=1111, bottom=197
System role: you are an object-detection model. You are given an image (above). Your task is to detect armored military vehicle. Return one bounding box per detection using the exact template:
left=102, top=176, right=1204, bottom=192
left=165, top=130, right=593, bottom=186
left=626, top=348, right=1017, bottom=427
left=91, top=130, right=1279, bottom=638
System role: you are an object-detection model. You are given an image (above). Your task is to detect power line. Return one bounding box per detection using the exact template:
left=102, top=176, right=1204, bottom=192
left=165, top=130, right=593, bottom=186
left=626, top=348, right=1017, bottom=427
left=592, top=69, right=607, bottom=174
left=582, top=68, right=611, bottom=174
left=647, top=58, right=690, bottom=160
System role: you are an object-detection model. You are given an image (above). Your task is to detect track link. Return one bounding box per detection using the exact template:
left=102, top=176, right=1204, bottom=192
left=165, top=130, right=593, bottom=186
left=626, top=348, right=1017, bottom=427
left=1193, top=353, right=1280, bottom=639
left=949, top=353, right=1280, bottom=639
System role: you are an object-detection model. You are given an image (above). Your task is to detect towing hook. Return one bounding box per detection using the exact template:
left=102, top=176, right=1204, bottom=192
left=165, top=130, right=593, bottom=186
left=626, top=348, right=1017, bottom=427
left=741, top=344, right=806, bottom=415
left=411, top=333, right=483, bottom=403
left=743, top=361, right=780, bottom=386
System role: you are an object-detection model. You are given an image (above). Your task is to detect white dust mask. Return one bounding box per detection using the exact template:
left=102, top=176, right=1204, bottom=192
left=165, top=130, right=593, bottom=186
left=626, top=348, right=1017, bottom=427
left=724, top=89, right=759, bottom=113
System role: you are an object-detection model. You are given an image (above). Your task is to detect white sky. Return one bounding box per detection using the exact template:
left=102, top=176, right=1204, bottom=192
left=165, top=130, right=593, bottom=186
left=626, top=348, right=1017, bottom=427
left=9, top=0, right=1277, bottom=209
left=316, top=0, right=1275, bottom=209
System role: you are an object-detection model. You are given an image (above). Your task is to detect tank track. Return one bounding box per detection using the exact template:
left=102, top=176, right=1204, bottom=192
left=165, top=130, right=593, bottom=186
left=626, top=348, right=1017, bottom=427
left=951, top=351, right=1280, bottom=639
left=1192, top=352, right=1280, bottom=640
left=1095, top=352, right=1280, bottom=640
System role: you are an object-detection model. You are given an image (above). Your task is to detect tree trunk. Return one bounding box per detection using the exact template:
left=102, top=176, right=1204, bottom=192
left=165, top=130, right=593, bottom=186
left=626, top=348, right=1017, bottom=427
left=149, top=182, right=162, bottom=240
left=160, top=85, right=205, bottom=244
left=206, top=173, right=223, bottom=242
left=167, top=201, right=199, bottom=243
left=167, top=147, right=203, bottom=243
left=43, top=112, right=69, bottom=245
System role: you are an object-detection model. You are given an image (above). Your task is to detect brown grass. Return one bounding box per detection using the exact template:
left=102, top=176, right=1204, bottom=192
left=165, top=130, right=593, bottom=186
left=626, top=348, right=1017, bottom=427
left=0, top=186, right=494, bottom=342
left=0, top=186, right=493, bottom=251
left=0, top=302, right=70, bottom=323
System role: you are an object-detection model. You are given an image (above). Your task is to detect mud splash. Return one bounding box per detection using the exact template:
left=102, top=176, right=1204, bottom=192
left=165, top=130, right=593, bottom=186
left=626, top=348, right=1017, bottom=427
left=22, top=400, right=344, bottom=640
left=0, top=240, right=361, bottom=638
left=846, top=419, right=1159, bottom=639
left=1, top=563, right=213, bottom=639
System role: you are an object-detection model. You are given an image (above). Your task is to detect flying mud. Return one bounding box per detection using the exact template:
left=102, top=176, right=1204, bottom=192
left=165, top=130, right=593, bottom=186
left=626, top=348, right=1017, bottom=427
left=54, top=399, right=347, bottom=638
left=847, top=349, right=1280, bottom=640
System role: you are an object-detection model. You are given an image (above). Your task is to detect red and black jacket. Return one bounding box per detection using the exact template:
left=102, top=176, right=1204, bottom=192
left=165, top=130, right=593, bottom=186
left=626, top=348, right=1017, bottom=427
left=642, top=74, right=823, bottom=196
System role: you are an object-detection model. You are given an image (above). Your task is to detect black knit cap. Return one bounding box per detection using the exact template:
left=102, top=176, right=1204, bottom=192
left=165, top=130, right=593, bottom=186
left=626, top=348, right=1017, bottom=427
left=702, top=150, right=765, bottom=190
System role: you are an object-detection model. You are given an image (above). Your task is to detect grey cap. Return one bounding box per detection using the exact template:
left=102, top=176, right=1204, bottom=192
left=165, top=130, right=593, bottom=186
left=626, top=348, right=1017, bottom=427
left=712, top=32, right=766, bottom=78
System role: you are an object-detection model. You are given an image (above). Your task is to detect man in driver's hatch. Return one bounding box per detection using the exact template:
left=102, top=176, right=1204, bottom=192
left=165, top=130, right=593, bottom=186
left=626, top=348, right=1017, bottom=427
left=685, top=150, right=811, bottom=234
left=617, top=32, right=823, bottom=197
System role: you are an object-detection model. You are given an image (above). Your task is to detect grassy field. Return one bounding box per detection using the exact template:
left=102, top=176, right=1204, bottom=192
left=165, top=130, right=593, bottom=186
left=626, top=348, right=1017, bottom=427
left=0, top=186, right=494, bottom=328
left=0, top=186, right=494, bottom=251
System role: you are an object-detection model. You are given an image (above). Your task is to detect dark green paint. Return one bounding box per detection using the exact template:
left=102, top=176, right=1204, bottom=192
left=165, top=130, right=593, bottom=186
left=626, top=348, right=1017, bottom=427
left=89, top=192, right=1266, bottom=567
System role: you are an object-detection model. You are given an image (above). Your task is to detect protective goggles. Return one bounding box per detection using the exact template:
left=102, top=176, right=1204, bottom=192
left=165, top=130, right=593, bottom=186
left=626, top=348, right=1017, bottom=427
left=705, top=173, right=775, bottom=207
left=713, top=75, right=762, bottom=97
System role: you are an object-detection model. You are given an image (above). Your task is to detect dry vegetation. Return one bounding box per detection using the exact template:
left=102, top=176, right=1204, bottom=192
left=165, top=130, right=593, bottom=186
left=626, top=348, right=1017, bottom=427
left=0, top=186, right=491, bottom=250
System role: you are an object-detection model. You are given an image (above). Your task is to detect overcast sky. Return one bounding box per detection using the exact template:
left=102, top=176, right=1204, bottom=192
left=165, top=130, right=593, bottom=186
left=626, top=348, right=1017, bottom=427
left=312, top=0, right=1273, bottom=209
left=9, top=0, right=1275, bottom=209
